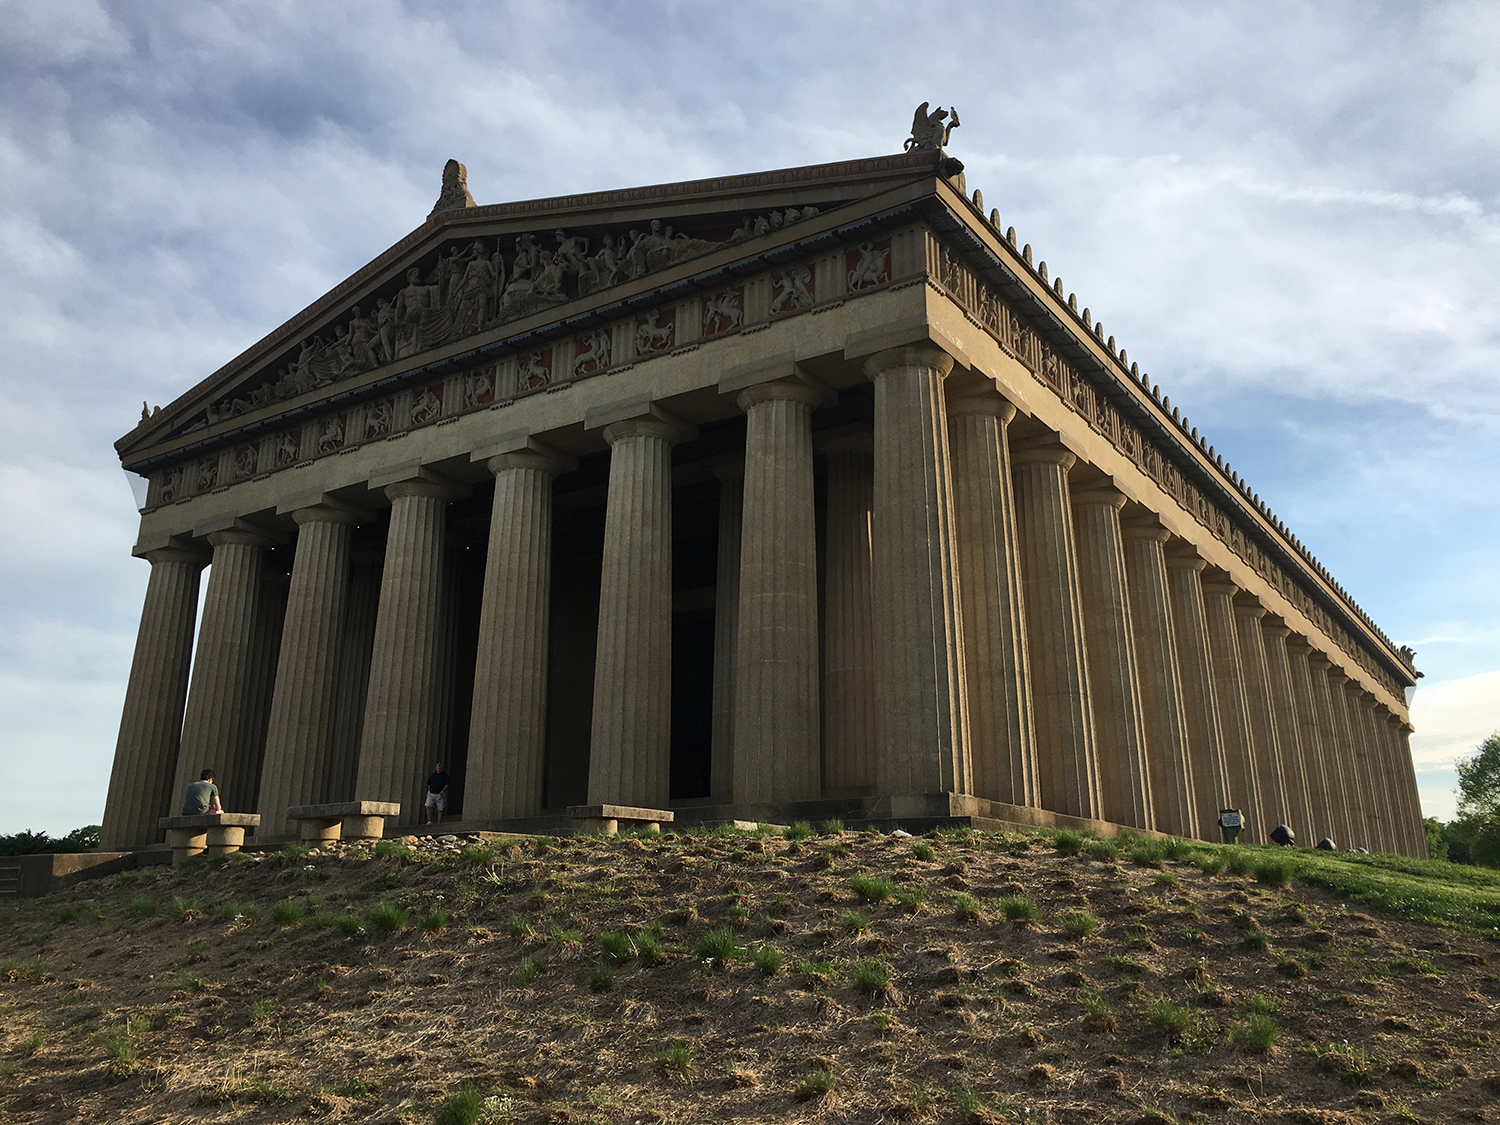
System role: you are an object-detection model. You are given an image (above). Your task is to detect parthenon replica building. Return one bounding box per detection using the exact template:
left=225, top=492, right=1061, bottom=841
left=100, top=112, right=1426, bottom=856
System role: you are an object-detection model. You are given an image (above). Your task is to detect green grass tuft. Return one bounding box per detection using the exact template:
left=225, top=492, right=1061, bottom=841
left=598, top=931, right=635, bottom=963
left=1060, top=910, right=1099, bottom=939
left=693, top=926, right=743, bottom=966
left=785, top=821, right=814, bottom=842
left=635, top=931, right=667, bottom=965
left=796, top=1066, right=837, bottom=1100
left=129, top=896, right=157, bottom=917
left=433, top=1084, right=484, bottom=1125
left=848, top=874, right=894, bottom=902
left=820, top=818, right=846, bottom=835
left=851, top=958, right=890, bottom=995
left=1147, top=996, right=1196, bottom=1037
left=910, top=841, right=935, bottom=861
left=418, top=908, right=449, bottom=933
left=366, top=901, right=408, bottom=935
left=334, top=912, right=364, bottom=937
left=839, top=909, right=870, bottom=935
left=999, top=895, right=1038, bottom=923
left=1233, top=1012, right=1278, bottom=1052
left=513, top=954, right=542, bottom=987
left=1052, top=829, right=1084, bottom=855
left=752, top=944, right=783, bottom=975
left=952, top=894, right=983, bottom=921
left=269, top=900, right=304, bottom=927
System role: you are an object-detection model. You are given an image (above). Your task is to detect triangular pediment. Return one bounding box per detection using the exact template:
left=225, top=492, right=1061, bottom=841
left=118, top=150, right=950, bottom=468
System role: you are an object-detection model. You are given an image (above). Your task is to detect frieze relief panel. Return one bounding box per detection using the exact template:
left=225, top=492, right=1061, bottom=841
left=927, top=235, right=1405, bottom=699
left=183, top=206, right=833, bottom=436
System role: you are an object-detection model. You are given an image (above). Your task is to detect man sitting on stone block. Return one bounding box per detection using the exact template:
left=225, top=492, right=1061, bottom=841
left=181, top=768, right=222, bottom=816
left=425, top=763, right=450, bottom=825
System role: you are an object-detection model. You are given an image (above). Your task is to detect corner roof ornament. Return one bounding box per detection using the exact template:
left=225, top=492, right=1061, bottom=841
left=905, top=102, right=960, bottom=152
left=428, top=158, right=477, bottom=220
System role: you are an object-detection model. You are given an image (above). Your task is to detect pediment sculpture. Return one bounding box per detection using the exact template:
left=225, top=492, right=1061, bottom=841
left=184, top=205, right=827, bottom=435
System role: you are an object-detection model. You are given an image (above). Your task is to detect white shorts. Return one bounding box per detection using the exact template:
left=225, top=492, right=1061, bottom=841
left=425, top=791, right=447, bottom=811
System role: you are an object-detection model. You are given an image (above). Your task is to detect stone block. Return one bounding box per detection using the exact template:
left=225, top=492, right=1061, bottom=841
left=566, top=803, right=675, bottom=835
left=158, top=813, right=259, bottom=865
left=287, top=801, right=400, bottom=843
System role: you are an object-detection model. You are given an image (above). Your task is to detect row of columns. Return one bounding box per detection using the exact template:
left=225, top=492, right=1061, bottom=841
left=101, top=342, right=1425, bottom=856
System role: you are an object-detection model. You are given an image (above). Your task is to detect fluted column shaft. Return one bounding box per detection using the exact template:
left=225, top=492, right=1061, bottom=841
left=1309, top=654, right=1355, bottom=846
left=174, top=529, right=276, bottom=815
left=1357, top=694, right=1398, bottom=853
left=1163, top=546, right=1230, bottom=839
left=731, top=380, right=824, bottom=804
left=1011, top=440, right=1101, bottom=819
left=327, top=546, right=381, bottom=802
left=100, top=547, right=206, bottom=849
left=710, top=464, right=744, bottom=803
left=1325, top=669, right=1366, bottom=847
left=820, top=437, right=876, bottom=793
left=946, top=383, right=1037, bottom=807
left=1338, top=678, right=1383, bottom=849
left=1262, top=621, right=1310, bottom=842
left=1121, top=523, right=1197, bottom=839
left=866, top=345, right=971, bottom=798
left=1233, top=597, right=1286, bottom=835
left=1287, top=639, right=1335, bottom=844
left=256, top=507, right=360, bottom=836
left=465, top=450, right=566, bottom=821
left=1389, top=717, right=1423, bottom=856
left=587, top=418, right=681, bottom=808
left=1072, top=486, right=1154, bottom=831
left=355, top=480, right=455, bottom=819
left=1200, top=576, right=1264, bottom=839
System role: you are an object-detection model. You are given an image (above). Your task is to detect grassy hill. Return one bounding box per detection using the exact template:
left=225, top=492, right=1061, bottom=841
left=2, top=824, right=1498, bottom=1124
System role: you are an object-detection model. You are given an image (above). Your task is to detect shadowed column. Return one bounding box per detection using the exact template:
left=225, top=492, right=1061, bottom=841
left=1262, top=618, right=1311, bottom=842
left=1309, top=653, right=1355, bottom=847
left=256, top=504, right=362, bottom=837
left=866, top=345, right=971, bottom=800
left=1357, top=693, right=1398, bottom=854
left=1071, top=483, right=1154, bottom=831
left=1388, top=715, right=1424, bottom=856
left=1200, top=573, right=1264, bottom=839
left=946, top=376, right=1037, bottom=808
left=1286, top=637, right=1335, bottom=844
left=1233, top=595, right=1285, bottom=836
left=820, top=434, right=877, bottom=794
left=1011, top=437, right=1101, bottom=819
left=100, top=544, right=206, bottom=849
left=1121, top=518, right=1197, bottom=839
left=587, top=413, right=689, bottom=808
left=465, top=445, right=572, bottom=821
left=709, top=463, right=744, bottom=804
left=1339, top=677, right=1382, bottom=849
left=1325, top=668, right=1367, bottom=847
left=174, top=527, right=278, bottom=817
left=326, top=545, right=381, bottom=803
left=1163, top=543, right=1230, bottom=839
left=731, top=378, right=826, bottom=805
left=355, top=477, right=458, bottom=820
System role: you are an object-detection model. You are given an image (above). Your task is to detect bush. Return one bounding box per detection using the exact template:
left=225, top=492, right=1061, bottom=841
left=0, top=825, right=100, bottom=856
left=1000, top=896, right=1038, bottom=924
left=693, top=927, right=742, bottom=967
left=270, top=900, right=304, bottom=927
left=848, top=874, right=894, bottom=902
left=367, top=901, right=408, bottom=935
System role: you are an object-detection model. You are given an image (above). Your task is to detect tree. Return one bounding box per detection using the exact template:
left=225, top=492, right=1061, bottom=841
left=1423, top=817, right=1449, bottom=861
left=1453, top=732, right=1500, bottom=868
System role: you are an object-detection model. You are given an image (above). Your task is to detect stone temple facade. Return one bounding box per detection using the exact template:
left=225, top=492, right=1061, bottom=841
left=100, top=127, right=1426, bottom=855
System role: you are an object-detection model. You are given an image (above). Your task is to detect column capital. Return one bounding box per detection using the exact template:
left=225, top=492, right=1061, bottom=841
left=1326, top=664, right=1350, bottom=685
left=945, top=370, right=1019, bottom=422
left=814, top=425, right=874, bottom=456
left=1307, top=648, right=1332, bottom=669
left=719, top=353, right=834, bottom=407
left=275, top=490, right=371, bottom=522
left=1261, top=616, right=1292, bottom=639
left=205, top=526, right=279, bottom=550
left=469, top=430, right=577, bottom=474
left=735, top=377, right=832, bottom=414
left=1341, top=677, right=1366, bottom=698
left=1232, top=592, right=1267, bottom=620
left=1199, top=567, right=1239, bottom=598
left=1120, top=513, right=1173, bottom=544
left=860, top=342, right=956, bottom=381
left=369, top=461, right=468, bottom=502
left=1162, top=539, right=1208, bottom=572
left=290, top=505, right=364, bottom=529
left=1286, top=634, right=1315, bottom=656
left=706, top=455, right=746, bottom=482
left=384, top=479, right=461, bottom=503
left=1071, top=485, right=1128, bottom=511
left=1011, top=435, right=1076, bottom=470
left=585, top=396, right=696, bottom=445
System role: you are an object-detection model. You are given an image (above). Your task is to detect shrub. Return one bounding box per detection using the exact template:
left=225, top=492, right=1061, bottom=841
left=367, top=901, right=408, bottom=935
left=418, top=908, right=449, bottom=934
left=851, top=959, right=890, bottom=995
left=1000, top=896, right=1038, bottom=924
left=952, top=894, right=983, bottom=921
left=1060, top=911, right=1098, bottom=939
left=334, top=913, right=364, bottom=937
left=910, top=841, right=935, bottom=861
left=270, top=900, right=304, bottom=927
left=785, top=821, right=814, bottom=842
left=849, top=874, right=894, bottom=902
left=820, top=819, right=846, bottom=835
left=129, top=896, right=157, bottom=917
left=1234, top=1012, right=1278, bottom=1052
left=513, top=955, right=542, bottom=987
left=598, top=931, right=635, bottom=963
left=752, top=944, right=782, bottom=975
left=839, top=910, right=870, bottom=935
left=796, top=1066, right=837, bottom=1100
left=693, top=927, right=742, bottom=967
left=433, top=1084, right=483, bottom=1125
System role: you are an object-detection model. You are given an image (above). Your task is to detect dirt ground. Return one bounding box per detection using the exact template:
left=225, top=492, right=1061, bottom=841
left=1, top=827, right=1498, bottom=1124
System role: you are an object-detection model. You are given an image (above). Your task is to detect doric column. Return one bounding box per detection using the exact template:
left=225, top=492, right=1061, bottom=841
left=1163, top=544, right=1230, bottom=839
left=866, top=345, right=971, bottom=799
left=1338, top=677, right=1381, bottom=849
left=587, top=411, right=690, bottom=808
left=1324, top=667, right=1365, bottom=847
left=1121, top=518, right=1197, bottom=838
left=1357, top=693, right=1398, bottom=853
left=100, top=544, right=207, bottom=850
left=709, top=463, right=744, bottom=803
left=174, top=526, right=279, bottom=816
left=730, top=377, right=826, bottom=805
left=1308, top=652, right=1355, bottom=847
left=255, top=504, right=362, bottom=837
left=1388, top=715, right=1424, bottom=856
left=1286, top=637, right=1335, bottom=845
left=820, top=434, right=877, bottom=794
left=326, top=544, right=381, bottom=803
left=465, top=444, right=571, bottom=822
left=946, top=376, right=1037, bottom=807
left=1261, top=619, right=1311, bottom=843
left=355, top=475, right=458, bottom=820
left=1233, top=595, right=1286, bottom=835
left=1071, top=484, right=1154, bottom=831
left=1199, top=573, right=1264, bottom=839
left=1011, top=437, right=1101, bottom=819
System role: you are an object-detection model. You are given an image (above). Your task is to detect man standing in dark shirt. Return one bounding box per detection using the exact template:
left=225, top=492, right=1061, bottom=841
left=425, top=763, right=451, bottom=825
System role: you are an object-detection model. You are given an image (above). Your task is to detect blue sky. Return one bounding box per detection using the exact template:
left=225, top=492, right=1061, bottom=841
left=1, top=0, right=1496, bottom=835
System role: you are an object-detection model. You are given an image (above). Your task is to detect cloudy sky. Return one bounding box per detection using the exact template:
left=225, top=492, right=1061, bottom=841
left=1, top=1, right=1496, bottom=837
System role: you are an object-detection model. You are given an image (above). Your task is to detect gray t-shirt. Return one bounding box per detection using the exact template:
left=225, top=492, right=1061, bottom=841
left=182, top=781, right=220, bottom=815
